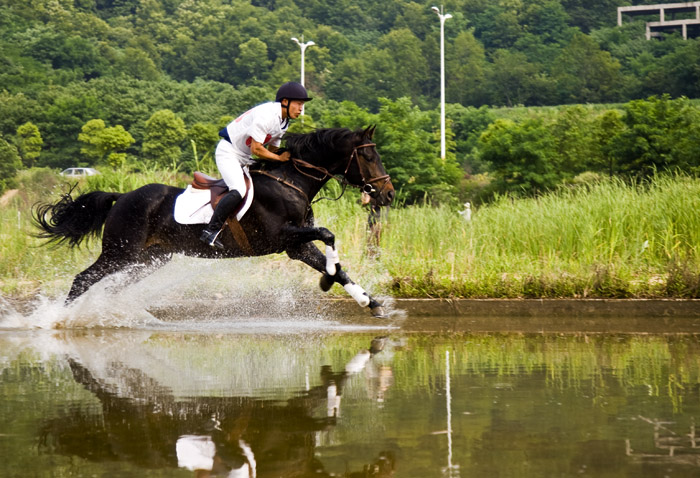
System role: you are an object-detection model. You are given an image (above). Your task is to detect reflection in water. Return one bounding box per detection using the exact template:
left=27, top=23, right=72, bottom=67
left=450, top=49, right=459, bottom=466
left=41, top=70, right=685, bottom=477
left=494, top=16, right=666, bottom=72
left=626, top=416, right=700, bottom=466
left=2, top=330, right=700, bottom=477
left=34, top=333, right=394, bottom=477
left=443, top=350, right=459, bottom=478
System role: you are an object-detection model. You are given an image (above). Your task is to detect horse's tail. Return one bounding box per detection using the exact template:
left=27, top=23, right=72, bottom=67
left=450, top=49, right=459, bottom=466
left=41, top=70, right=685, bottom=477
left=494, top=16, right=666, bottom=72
left=33, top=190, right=123, bottom=248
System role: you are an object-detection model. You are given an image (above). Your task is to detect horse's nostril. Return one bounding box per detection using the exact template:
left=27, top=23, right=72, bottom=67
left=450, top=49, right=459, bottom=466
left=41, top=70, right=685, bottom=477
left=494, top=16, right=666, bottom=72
left=388, top=190, right=395, bottom=202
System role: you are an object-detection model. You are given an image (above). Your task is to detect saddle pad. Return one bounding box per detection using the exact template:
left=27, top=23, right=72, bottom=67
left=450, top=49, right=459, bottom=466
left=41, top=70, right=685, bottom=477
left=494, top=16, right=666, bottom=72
left=174, top=171, right=255, bottom=225
left=174, top=186, right=214, bottom=224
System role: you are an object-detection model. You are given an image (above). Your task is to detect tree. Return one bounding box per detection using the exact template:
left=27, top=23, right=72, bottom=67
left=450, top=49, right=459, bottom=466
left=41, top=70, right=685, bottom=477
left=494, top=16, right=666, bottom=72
left=521, top=0, right=574, bottom=44
left=188, top=122, right=219, bottom=159
left=27, top=29, right=107, bottom=79
left=184, top=121, right=219, bottom=172
left=653, top=39, right=700, bottom=99
left=235, top=38, right=271, bottom=80
left=78, top=119, right=108, bottom=163
left=549, top=106, right=599, bottom=176
left=477, top=118, right=565, bottom=196
left=325, top=56, right=377, bottom=109
left=142, top=109, right=187, bottom=169
left=316, top=100, right=376, bottom=130
left=561, top=0, right=623, bottom=33
left=609, top=95, right=700, bottom=177
left=375, top=97, right=461, bottom=204
left=446, top=104, right=495, bottom=173
left=591, top=109, right=625, bottom=177
left=446, top=31, right=488, bottom=106
left=78, top=119, right=135, bottom=167
left=118, top=47, right=160, bottom=81
left=15, top=122, right=43, bottom=168
left=471, top=3, right=523, bottom=50
left=0, top=136, right=22, bottom=193
left=41, top=94, right=102, bottom=168
left=551, top=33, right=624, bottom=104
left=375, top=29, right=429, bottom=101
left=486, top=50, right=542, bottom=107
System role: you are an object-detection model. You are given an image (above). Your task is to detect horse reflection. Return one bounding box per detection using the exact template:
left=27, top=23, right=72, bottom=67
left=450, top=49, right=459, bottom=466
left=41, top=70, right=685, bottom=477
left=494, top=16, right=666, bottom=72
left=40, top=337, right=395, bottom=477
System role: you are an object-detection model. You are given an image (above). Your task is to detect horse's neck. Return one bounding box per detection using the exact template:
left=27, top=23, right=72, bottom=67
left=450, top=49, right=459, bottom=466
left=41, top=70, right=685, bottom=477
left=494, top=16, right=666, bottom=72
left=270, top=155, right=343, bottom=199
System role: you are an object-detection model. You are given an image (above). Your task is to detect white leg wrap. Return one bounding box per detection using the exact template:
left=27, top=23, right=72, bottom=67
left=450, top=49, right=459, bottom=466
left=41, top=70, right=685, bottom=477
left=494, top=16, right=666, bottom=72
left=325, top=245, right=340, bottom=276
left=344, top=282, right=370, bottom=307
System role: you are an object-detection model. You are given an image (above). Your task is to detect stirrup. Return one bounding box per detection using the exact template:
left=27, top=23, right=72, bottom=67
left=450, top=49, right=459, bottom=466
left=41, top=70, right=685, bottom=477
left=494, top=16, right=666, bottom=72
left=200, top=228, right=224, bottom=250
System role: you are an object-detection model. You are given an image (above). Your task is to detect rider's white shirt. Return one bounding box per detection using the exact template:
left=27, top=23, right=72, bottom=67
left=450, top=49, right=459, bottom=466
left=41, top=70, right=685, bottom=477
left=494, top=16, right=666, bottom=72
left=223, top=101, right=288, bottom=166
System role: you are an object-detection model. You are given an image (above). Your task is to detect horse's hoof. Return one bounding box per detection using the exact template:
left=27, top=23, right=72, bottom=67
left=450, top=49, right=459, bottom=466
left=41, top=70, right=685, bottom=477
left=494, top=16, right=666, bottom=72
left=371, top=305, right=388, bottom=319
left=319, top=273, right=334, bottom=292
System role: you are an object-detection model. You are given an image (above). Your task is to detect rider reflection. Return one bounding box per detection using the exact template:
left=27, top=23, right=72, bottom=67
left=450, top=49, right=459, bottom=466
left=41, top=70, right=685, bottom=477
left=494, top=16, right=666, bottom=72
left=38, top=335, right=397, bottom=477
left=174, top=337, right=394, bottom=476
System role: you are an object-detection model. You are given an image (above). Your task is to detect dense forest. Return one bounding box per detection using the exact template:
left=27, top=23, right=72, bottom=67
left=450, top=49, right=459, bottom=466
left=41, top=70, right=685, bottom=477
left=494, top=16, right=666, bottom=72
left=1, top=0, right=700, bottom=203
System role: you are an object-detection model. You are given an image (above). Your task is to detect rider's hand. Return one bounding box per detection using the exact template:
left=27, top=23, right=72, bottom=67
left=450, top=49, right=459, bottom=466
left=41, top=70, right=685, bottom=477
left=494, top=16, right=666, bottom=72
left=278, top=151, right=291, bottom=162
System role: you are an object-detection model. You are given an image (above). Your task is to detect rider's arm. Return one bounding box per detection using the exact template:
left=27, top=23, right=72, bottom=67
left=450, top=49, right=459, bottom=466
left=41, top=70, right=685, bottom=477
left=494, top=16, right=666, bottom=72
left=250, top=139, right=290, bottom=162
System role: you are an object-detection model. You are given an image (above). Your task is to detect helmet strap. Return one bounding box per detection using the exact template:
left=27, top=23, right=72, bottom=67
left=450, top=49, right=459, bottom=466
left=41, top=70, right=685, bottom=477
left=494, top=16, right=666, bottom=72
left=281, top=99, right=291, bottom=128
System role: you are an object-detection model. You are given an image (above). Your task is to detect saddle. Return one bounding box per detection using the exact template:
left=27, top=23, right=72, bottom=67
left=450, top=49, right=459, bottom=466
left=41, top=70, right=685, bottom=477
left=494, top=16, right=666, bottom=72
left=192, top=171, right=229, bottom=209
left=191, top=171, right=253, bottom=254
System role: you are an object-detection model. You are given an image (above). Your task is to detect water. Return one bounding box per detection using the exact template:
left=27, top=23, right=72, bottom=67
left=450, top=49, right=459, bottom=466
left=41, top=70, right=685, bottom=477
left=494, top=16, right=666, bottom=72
left=2, top=261, right=700, bottom=477
left=2, top=322, right=700, bottom=477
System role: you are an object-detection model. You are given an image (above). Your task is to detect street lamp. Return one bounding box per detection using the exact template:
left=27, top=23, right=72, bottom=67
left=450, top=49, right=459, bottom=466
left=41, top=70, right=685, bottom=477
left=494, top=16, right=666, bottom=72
left=432, top=5, right=452, bottom=160
left=291, top=35, right=315, bottom=87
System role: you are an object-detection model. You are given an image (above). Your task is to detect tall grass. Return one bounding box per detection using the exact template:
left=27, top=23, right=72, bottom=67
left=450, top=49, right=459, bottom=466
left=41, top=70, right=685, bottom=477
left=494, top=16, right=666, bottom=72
left=2, top=169, right=699, bottom=299
left=359, top=175, right=700, bottom=298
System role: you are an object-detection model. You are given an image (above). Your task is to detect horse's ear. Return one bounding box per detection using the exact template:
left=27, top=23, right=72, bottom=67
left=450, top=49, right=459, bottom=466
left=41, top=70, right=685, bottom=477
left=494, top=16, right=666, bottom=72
left=363, top=125, right=376, bottom=140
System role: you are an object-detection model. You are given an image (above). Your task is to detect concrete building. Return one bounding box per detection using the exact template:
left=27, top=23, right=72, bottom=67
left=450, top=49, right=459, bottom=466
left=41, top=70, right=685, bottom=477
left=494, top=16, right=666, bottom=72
left=618, top=2, right=700, bottom=39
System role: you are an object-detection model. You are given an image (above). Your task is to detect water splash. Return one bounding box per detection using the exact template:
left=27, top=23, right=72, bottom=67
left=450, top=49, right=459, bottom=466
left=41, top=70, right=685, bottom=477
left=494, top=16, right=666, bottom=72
left=0, top=255, right=397, bottom=332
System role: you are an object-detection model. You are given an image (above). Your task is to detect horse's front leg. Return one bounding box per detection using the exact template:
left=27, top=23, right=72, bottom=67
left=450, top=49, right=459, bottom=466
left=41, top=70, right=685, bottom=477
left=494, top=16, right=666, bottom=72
left=282, top=225, right=386, bottom=318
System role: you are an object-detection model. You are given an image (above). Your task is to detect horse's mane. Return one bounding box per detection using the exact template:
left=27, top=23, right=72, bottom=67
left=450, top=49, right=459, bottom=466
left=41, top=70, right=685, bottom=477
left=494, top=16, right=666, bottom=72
left=284, top=128, right=356, bottom=159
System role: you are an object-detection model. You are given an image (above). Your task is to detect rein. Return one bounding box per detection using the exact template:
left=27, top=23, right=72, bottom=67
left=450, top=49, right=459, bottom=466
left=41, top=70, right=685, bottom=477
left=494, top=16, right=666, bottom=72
left=251, top=142, right=389, bottom=204
left=251, top=169, right=310, bottom=204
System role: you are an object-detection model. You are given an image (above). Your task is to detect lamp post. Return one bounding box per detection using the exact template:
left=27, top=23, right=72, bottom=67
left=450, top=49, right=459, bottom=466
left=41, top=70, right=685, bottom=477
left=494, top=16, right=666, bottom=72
left=432, top=5, right=452, bottom=160
left=291, top=36, right=315, bottom=118
left=291, top=35, right=315, bottom=87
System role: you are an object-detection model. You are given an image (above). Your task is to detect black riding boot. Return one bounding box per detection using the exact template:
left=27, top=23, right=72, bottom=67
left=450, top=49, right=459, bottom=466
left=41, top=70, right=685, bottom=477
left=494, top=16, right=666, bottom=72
left=200, top=190, right=242, bottom=249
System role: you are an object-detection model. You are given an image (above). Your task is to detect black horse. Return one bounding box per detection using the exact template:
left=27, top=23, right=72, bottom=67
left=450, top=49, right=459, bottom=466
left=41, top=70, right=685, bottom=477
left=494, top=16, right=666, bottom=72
left=34, top=126, right=395, bottom=317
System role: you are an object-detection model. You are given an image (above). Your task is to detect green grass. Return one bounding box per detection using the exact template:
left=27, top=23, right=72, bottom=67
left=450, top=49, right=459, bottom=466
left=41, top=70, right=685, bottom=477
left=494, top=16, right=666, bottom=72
left=315, top=174, right=700, bottom=299
left=2, top=168, right=699, bottom=300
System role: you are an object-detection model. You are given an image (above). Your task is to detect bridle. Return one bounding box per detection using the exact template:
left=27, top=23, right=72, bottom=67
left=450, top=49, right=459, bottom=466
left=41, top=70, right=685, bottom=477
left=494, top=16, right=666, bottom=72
left=290, top=142, right=391, bottom=196
left=345, top=143, right=392, bottom=197
left=251, top=141, right=391, bottom=205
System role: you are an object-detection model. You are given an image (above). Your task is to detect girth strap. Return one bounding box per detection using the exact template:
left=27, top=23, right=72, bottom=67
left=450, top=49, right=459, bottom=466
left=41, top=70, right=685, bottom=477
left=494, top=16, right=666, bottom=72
left=225, top=217, right=253, bottom=255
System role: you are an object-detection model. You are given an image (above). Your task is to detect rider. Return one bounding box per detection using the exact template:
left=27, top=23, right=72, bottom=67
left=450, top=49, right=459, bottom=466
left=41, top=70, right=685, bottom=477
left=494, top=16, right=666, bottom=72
left=200, top=81, right=312, bottom=249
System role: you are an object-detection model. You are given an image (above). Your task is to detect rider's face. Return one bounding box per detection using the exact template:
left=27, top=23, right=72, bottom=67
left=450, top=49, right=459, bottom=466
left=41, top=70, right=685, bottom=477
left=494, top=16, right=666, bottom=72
left=283, top=100, right=306, bottom=119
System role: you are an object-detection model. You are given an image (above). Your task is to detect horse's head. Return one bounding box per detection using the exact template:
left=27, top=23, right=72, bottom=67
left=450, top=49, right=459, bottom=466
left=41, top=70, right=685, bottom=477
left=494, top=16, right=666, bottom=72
left=344, top=126, right=395, bottom=207
left=284, top=126, right=395, bottom=206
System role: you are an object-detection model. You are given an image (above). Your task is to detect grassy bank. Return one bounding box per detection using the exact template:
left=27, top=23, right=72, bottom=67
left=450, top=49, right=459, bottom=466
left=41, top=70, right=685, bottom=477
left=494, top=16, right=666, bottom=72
left=315, top=174, right=700, bottom=299
left=1, top=169, right=699, bottom=300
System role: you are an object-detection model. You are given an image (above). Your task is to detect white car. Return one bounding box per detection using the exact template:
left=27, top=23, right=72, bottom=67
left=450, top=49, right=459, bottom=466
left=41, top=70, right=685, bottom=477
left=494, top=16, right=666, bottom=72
left=60, top=167, right=100, bottom=178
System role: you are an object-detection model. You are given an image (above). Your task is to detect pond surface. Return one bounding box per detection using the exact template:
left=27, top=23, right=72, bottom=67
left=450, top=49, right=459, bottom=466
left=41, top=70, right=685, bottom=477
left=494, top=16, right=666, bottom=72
left=2, top=315, right=700, bottom=477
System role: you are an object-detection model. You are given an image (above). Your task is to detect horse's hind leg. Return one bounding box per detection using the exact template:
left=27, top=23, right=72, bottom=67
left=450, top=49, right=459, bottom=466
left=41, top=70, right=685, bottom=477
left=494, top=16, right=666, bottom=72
left=66, top=254, right=131, bottom=303
left=66, top=245, right=172, bottom=304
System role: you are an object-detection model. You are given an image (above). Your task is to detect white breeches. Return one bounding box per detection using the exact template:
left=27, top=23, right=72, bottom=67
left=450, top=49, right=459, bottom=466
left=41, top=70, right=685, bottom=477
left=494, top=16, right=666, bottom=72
left=215, top=140, right=249, bottom=196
